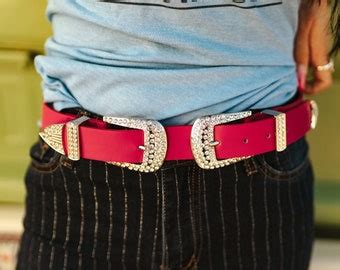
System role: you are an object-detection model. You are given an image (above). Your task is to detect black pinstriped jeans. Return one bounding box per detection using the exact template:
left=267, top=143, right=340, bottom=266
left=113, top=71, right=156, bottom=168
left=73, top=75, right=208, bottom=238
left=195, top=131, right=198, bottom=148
left=15, top=109, right=314, bottom=270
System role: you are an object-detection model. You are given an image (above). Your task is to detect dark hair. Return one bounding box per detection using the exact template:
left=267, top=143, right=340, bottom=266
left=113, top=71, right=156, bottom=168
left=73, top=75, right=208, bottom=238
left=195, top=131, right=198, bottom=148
left=308, top=0, right=339, bottom=57
left=326, top=0, right=339, bottom=57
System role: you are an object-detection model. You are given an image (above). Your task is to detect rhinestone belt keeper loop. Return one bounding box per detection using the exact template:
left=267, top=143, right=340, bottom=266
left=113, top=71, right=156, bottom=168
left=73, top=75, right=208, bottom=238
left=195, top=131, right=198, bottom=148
left=261, top=109, right=287, bottom=152
left=66, top=116, right=91, bottom=160
left=310, top=100, right=319, bottom=129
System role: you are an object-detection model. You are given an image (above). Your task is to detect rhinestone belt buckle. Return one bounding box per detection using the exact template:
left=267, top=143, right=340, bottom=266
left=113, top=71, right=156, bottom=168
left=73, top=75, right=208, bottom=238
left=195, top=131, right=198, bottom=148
left=191, top=111, right=252, bottom=169
left=103, top=116, right=167, bottom=173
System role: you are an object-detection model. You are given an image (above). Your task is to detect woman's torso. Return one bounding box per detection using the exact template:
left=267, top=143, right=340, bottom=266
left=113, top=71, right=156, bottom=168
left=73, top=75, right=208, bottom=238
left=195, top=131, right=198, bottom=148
left=35, top=0, right=300, bottom=125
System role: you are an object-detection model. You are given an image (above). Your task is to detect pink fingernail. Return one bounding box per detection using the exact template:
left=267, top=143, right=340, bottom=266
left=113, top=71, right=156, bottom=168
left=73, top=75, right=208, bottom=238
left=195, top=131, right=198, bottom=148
left=297, top=65, right=307, bottom=91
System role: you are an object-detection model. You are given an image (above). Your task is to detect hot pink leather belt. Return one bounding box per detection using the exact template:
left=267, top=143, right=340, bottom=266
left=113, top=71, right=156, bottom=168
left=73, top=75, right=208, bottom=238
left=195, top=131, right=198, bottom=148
left=39, top=95, right=319, bottom=173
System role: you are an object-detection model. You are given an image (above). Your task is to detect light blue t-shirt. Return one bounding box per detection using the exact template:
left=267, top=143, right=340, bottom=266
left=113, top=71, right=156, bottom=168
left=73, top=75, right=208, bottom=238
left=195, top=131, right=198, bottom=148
left=35, top=0, right=300, bottom=126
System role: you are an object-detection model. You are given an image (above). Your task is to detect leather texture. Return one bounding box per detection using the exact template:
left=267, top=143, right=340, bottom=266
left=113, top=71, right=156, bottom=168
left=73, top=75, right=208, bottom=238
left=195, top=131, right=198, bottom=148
left=40, top=96, right=313, bottom=163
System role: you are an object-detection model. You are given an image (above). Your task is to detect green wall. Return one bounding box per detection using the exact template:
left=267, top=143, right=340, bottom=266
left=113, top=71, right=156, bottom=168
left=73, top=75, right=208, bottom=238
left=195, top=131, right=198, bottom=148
left=0, top=50, right=42, bottom=203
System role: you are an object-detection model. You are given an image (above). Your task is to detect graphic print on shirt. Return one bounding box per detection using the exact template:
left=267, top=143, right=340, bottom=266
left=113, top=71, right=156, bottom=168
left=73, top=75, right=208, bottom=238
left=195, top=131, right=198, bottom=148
left=98, top=0, right=283, bottom=9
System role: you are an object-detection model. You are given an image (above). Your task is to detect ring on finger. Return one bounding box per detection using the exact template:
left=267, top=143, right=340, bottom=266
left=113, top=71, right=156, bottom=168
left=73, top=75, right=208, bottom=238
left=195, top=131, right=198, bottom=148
left=315, top=60, right=335, bottom=72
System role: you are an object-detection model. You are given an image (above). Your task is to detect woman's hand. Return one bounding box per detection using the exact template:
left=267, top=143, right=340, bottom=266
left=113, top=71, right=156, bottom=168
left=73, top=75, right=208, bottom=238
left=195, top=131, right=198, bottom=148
left=294, top=0, right=334, bottom=94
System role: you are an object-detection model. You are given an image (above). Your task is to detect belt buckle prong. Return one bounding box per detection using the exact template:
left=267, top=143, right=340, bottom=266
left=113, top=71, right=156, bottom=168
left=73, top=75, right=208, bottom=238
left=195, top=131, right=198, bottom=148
left=103, top=116, right=167, bottom=173
left=190, top=111, right=252, bottom=170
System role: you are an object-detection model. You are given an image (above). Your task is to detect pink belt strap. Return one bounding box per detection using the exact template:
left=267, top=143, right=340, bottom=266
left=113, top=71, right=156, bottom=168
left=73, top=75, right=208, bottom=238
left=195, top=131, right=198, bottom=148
left=39, top=95, right=317, bottom=172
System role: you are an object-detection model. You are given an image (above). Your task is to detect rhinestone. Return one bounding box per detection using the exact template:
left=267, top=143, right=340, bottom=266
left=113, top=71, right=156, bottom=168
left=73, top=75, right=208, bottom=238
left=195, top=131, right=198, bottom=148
left=190, top=110, right=252, bottom=169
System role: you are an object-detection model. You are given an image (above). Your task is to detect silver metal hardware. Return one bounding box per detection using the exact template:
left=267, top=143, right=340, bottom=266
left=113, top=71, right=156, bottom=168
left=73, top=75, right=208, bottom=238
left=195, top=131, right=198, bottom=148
left=103, top=116, right=167, bottom=173
left=315, top=59, right=335, bottom=72
left=66, top=116, right=91, bottom=160
left=310, top=100, right=319, bottom=129
left=39, top=116, right=90, bottom=160
left=261, top=109, right=287, bottom=152
left=39, top=123, right=65, bottom=155
left=190, top=111, right=252, bottom=169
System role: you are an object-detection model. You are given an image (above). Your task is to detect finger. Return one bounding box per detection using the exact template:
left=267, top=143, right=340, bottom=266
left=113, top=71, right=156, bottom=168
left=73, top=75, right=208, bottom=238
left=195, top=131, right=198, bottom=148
left=304, top=70, right=333, bottom=94
left=305, top=1, right=333, bottom=94
left=294, top=7, right=312, bottom=66
left=296, top=64, right=308, bottom=92
left=309, top=1, right=332, bottom=68
left=294, top=4, right=313, bottom=91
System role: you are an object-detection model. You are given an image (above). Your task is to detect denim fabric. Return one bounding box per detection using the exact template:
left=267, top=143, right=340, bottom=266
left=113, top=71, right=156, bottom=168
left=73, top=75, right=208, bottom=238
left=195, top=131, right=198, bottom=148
left=15, top=130, right=314, bottom=269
